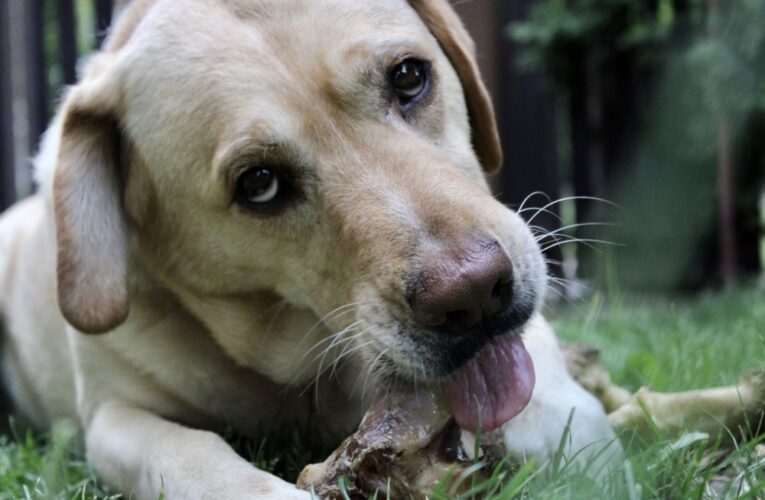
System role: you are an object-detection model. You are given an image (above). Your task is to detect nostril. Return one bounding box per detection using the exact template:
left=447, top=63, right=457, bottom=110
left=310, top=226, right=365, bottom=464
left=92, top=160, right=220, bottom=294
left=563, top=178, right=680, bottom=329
left=491, top=276, right=512, bottom=301
left=490, top=280, right=504, bottom=299
left=445, top=310, right=469, bottom=326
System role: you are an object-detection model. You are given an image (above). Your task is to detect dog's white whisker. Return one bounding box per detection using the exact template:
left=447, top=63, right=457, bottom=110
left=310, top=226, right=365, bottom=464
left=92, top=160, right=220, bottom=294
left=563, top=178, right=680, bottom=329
left=313, top=328, right=368, bottom=376
left=541, top=237, right=622, bottom=254
left=304, top=325, right=375, bottom=401
left=543, top=283, right=579, bottom=307
left=520, top=206, right=566, bottom=225
left=297, top=302, right=363, bottom=344
left=534, top=222, right=618, bottom=243
left=287, top=320, right=367, bottom=388
left=292, top=320, right=364, bottom=367
left=305, top=334, right=361, bottom=389
left=516, top=191, right=552, bottom=214
left=353, top=347, right=391, bottom=399
left=520, top=195, right=617, bottom=225
left=263, top=299, right=290, bottom=336
left=331, top=326, right=375, bottom=366
left=313, top=326, right=364, bottom=368
left=326, top=338, right=377, bottom=382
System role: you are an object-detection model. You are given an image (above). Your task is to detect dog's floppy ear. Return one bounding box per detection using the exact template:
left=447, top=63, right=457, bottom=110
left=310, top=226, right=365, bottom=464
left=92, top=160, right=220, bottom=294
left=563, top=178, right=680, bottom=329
left=408, top=0, right=502, bottom=173
left=53, top=64, right=129, bottom=334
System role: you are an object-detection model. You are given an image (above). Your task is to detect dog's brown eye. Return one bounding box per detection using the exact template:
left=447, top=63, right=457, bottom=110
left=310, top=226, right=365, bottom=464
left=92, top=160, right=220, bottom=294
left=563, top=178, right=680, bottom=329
left=237, top=168, right=280, bottom=204
left=391, top=59, right=428, bottom=103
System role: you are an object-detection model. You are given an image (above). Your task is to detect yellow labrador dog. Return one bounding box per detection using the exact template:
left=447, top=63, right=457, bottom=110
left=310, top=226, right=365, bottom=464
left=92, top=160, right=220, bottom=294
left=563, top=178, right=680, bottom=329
left=0, top=0, right=616, bottom=497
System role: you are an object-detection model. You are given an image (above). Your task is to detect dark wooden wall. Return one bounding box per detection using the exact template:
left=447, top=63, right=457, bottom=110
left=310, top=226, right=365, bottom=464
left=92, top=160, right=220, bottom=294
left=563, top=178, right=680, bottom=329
left=456, top=0, right=563, bottom=270
left=456, top=1, right=560, bottom=210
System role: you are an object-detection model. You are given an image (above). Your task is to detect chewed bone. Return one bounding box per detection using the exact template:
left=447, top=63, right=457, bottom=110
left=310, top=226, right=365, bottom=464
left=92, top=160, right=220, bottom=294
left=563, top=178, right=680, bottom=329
left=297, top=388, right=476, bottom=499
left=561, top=342, right=765, bottom=441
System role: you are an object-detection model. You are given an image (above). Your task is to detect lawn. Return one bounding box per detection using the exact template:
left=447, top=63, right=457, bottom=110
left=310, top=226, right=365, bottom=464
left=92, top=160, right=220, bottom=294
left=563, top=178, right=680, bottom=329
left=0, top=284, right=763, bottom=499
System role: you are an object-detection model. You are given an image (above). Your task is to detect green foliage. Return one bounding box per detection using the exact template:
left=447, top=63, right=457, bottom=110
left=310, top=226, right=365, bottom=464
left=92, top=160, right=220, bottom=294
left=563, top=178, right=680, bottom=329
left=507, top=0, right=680, bottom=87
left=687, top=1, right=765, bottom=117
left=507, top=0, right=765, bottom=116
left=509, top=0, right=765, bottom=290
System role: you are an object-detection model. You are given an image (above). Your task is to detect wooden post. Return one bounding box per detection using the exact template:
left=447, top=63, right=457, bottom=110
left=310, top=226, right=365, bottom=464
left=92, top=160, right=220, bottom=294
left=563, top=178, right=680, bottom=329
left=3, top=0, right=46, bottom=204
left=708, top=0, right=738, bottom=286
left=27, top=0, right=47, bottom=134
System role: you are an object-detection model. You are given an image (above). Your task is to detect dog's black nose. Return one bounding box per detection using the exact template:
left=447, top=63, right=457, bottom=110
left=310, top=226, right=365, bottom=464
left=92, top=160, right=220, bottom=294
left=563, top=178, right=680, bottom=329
left=408, top=240, right=514, bottom=336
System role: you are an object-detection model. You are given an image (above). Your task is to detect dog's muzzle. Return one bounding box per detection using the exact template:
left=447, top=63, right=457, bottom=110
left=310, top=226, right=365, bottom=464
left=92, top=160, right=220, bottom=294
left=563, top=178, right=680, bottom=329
left=404, top=238, right=537, bottom=432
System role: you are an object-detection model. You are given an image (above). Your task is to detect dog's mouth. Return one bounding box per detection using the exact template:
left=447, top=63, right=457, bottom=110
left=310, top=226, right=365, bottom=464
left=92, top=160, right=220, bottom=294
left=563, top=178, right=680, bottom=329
left=374, top=327, right=536, bottom=433
left=357, top=257, right=542, bottom=432
left=441, top=333, right=535, bottom=432
left=365, top=297, right=538, bottom=432
left=424, top=302, right=537, bottom=432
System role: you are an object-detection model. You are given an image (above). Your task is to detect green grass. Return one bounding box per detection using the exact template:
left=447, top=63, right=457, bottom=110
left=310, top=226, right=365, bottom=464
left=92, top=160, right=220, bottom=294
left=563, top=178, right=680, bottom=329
left=1, top=284, right=764, bottom=498
left=0, top=421, right=115, bottom=499
left=553, top=284, right=765, bottom=392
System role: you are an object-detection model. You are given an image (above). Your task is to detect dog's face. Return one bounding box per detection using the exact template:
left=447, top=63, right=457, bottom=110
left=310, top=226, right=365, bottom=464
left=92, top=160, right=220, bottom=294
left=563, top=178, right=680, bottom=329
left=52, top=0, right=546, bottom=419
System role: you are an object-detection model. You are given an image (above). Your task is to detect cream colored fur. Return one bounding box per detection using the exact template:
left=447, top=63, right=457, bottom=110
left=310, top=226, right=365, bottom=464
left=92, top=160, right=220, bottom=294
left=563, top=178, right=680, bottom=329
left=0, top=0, right=616, bottom=498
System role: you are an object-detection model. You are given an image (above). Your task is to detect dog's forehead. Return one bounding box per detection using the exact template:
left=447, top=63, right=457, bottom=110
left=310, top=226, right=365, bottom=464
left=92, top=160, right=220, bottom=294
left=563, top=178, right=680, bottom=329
left=118, top=0, right=438, bottom=165
left=219, top=0, right=419, bottom=23
left=135, top=0, right=428, bottom=59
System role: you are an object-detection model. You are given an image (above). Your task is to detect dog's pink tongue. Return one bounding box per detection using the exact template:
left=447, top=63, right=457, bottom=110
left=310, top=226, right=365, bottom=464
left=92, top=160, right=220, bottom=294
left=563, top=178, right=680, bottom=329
left=444, top=335, right=535, bottom=432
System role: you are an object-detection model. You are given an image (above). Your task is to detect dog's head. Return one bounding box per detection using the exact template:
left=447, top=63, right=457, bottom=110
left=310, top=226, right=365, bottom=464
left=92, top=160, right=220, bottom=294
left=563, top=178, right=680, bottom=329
left=51, top=0, right=546, bottom=431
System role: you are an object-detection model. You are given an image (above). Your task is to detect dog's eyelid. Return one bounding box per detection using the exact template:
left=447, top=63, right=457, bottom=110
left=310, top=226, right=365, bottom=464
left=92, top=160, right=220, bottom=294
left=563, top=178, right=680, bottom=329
left=216, top=140, right=298, bottom=183
left=346, top=37, right=429, bottom=62
left=389, top=50, right=430, bottom=67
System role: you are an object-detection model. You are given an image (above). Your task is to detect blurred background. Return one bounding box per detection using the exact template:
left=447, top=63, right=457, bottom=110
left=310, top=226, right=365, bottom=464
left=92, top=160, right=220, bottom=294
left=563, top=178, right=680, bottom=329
left=1, top=0, right=763, bottom=294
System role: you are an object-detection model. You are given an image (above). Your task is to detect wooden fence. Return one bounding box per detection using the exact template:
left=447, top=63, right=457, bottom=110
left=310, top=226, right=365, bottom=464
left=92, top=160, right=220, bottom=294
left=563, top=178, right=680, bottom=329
left=0, top=0, right=112, bottom=210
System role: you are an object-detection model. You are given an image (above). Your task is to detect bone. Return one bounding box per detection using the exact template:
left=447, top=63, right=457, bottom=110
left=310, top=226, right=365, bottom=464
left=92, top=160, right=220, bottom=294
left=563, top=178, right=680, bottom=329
left=608, top=370, right=765, bottom=440
left=297, top=387, right=475, bottom=499
left=560, top=341, right=765, bottom=441
left=560, top=341, right=632, bottom=412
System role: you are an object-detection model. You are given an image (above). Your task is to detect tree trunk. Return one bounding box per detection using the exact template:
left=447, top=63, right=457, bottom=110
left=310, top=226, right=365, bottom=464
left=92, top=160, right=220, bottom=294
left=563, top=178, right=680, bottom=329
left=708, top=0, right=738, bottom=286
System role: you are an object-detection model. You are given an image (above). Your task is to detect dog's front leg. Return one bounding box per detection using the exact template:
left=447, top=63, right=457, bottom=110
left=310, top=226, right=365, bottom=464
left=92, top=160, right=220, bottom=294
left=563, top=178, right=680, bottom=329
left=501, top=316, right=622, bottom=472
left=85, top=402, right=310, bottom=500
